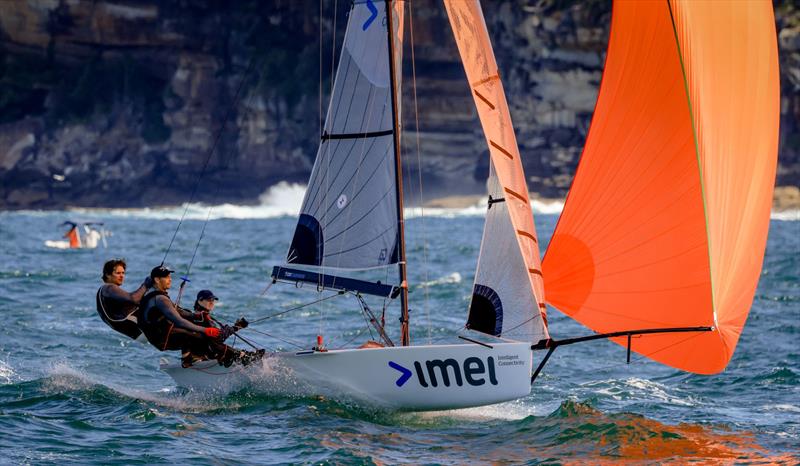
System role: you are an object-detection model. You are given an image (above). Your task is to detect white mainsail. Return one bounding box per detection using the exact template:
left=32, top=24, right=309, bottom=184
left=287, top=0, right=405, bottom=270
left=444, top=0, right=549, bottom=343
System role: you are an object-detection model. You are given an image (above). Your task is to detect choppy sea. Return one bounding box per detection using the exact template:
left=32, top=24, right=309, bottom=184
left=0, top=184, right=798, bottom=464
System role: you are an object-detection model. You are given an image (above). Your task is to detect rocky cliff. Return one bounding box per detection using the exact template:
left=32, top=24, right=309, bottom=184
left=0, top=0, right=797, bottom=208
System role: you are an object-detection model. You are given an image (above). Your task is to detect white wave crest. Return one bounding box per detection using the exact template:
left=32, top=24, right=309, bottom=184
left=0, top=357, right=15, bottom=385
left=79, top=181, right=307, bottom=220
left=62, top=183, right=565, bottom=220
left=407, top=198, right=564, bottom=219
left=588, top=377, right=698, bottom=407
left=42, top=362, right=233, bottom=412
left=771, top=210, right=800, bottom=221
left=416, top=272, right=462, bottom=288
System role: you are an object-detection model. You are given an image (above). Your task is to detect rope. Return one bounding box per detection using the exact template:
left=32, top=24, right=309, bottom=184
left=161, top=54, right=258, bottom=266
left=407, top=1, right=432, bottom=345
left=248, top=291, right=344, bottom=325
left=244, top=327, right=306, bottom=350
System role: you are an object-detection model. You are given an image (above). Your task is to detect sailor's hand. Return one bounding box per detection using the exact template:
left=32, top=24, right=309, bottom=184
left=204, top=327, right=221, bottom=339
left=234, top=317, right=249, bottom=329
left=219, top=324, right=236, bottom=341
left=143, top=276, right=154, bottom=288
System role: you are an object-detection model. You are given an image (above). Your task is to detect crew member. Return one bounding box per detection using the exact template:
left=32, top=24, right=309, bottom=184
left=181, top=289, right=256, bottom=366
left=137, top=266, right=261, bottom=368
left=96, top=259, right=150, bottom=340
left=189, top=289, right=218, bottom=329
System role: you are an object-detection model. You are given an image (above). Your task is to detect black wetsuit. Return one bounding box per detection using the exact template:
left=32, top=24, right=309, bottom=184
left=136, top=290, right=235, bottom=365
left=96, top=282, right=148, bottom=340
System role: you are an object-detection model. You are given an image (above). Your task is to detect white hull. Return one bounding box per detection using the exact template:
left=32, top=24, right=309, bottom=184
left=161, top=341, right=533, bottom=410
left=43, top=240, right=101, bottom=249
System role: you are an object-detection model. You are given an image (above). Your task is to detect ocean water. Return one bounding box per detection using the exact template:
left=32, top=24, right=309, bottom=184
left=0, top=193, right=798, bottom=464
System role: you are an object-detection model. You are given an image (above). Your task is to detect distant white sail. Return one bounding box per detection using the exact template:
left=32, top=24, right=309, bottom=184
left=287, top=0, right=404, bottom=270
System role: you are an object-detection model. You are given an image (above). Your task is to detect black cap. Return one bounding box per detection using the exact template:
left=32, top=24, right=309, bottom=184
left=196, top=289, right=218, bottom=301
left=150, top=265, right=174, bottom=279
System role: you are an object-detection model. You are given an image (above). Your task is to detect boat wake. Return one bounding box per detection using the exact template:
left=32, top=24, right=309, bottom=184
left=0, top=357, right=15, bottom=385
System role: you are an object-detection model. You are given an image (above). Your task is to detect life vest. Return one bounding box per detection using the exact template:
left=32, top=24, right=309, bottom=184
left=135, top=290, right=173, bottom=350
left=95, top=286, right=142, bottom=340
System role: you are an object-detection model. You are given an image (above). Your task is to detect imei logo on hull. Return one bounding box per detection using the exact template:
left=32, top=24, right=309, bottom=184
left=389, top=357, right=499, bottom=388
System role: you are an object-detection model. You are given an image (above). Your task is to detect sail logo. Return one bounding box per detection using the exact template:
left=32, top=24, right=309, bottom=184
left=362, top=0, right=378, bottom=31
left=388, top=357, right=499, bottom=388
left=336, top=194, right=348, bottom=209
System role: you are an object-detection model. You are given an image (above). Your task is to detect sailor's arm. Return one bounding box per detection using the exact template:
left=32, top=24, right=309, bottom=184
left=128, top=278, right=151, bottom=303
left=102, top=281, right=148, bottom=305
left=154, top=296, right=208, bottom=333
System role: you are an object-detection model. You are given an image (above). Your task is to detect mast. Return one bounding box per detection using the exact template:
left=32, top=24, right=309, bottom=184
left=385, top=0, right=410, bottom=346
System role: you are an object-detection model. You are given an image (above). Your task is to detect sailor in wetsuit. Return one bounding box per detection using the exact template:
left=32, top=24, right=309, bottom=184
left=137, top=266, right=261, bottom=368
left=96, top=259, right=151, bottom=340
left=180, top=289, right=257, bottom=366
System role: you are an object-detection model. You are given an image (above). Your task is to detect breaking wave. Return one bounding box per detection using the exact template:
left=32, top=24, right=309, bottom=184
left=61, top=182, right=567, bottom=220
left=772, top=209, right=800, bottom=221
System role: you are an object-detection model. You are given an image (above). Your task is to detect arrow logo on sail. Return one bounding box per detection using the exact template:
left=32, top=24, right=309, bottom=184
left=388, top=361, right=412, bottom=387
left=363, top=0, right=378, bottom=31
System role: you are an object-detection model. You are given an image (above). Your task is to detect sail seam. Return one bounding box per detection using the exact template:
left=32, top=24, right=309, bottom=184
left=666, top=0, right=719, bottom=329
left=325, top=184, right=393, bottom=241
left=320, top=142, right=389, bottom=225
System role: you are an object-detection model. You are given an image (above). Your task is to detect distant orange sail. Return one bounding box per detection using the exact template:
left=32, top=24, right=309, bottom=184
left=542, top=0, right=779, bottom=374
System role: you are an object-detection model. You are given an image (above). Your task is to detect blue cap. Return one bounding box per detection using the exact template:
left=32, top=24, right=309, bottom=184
left=196, top=289, right=218, bottom=301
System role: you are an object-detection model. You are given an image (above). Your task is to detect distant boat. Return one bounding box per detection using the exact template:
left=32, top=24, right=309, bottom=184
left=162, top=0, right=779, bottom=410
left=45, top=221, right=109, bottom=249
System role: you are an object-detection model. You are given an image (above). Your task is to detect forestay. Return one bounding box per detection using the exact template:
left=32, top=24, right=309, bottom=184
left=444, top=0, right=549, bottom=344
left=287, top=0, right=405, bottom=270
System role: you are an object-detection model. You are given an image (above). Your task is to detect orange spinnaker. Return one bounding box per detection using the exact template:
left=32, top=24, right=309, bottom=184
left=542, top=0, right=779, bottom=374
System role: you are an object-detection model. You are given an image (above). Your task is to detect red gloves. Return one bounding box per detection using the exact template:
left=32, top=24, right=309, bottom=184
left=204, top=327, right=220, bottom=338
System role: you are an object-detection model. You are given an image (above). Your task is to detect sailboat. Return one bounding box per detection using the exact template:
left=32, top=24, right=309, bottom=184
left=44, top=220, right=109, bottom=249
left=162, top=0, right=779, bottom=410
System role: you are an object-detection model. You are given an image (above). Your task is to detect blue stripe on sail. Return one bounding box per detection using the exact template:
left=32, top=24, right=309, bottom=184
left=287, top=214, right=324, bottom=266
left=468, top=284, right=504, bottom=336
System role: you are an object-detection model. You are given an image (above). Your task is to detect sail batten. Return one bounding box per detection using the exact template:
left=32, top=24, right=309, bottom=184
left=542, top=0, right=779, bottom=374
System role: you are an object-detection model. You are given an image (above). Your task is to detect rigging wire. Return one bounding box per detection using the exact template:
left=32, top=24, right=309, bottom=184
left=245, top=326, right=306, bottom=350
left=319, top=0, right=339, bottom=340
left=248, top=291, right=344, bottom=325
left=161, top=55, right=257, bottom=266
left=407, top=0, right=432, bottom=345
